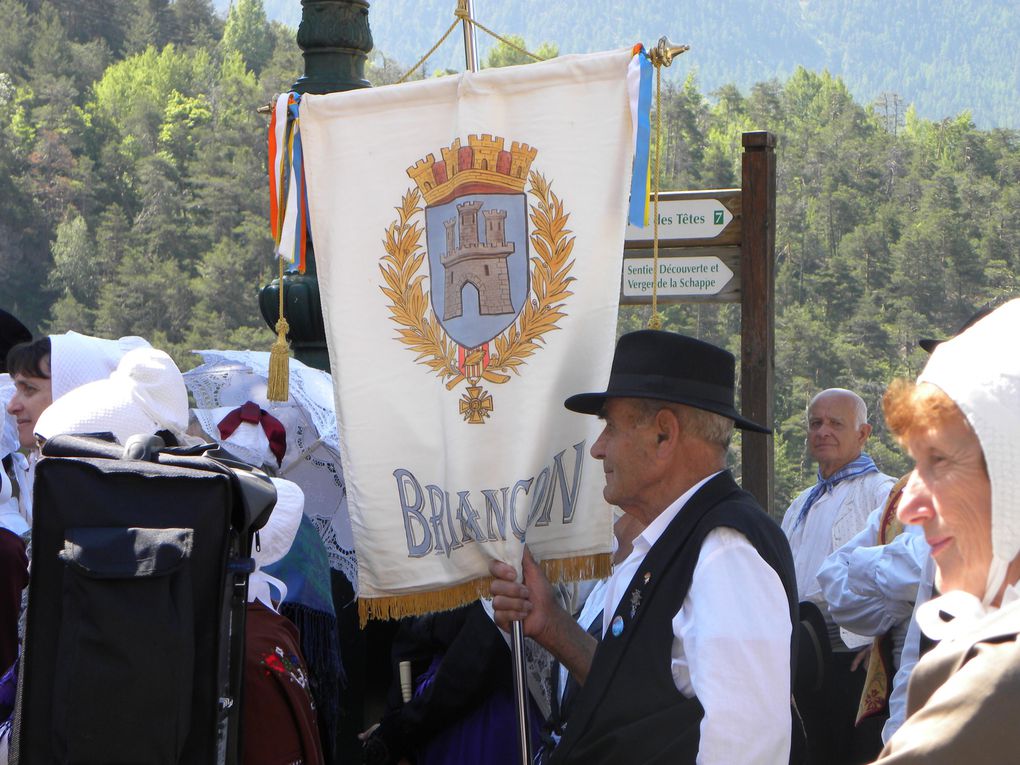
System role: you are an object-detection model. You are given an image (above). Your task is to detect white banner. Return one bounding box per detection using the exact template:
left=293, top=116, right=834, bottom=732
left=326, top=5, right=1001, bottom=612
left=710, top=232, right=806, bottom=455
left=300, top=49, right=638, bottom=621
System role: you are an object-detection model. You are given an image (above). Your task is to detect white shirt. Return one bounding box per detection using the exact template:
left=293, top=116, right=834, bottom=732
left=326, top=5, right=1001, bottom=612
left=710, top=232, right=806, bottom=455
left=0, top=466, right=28, bottom=536
left=782, top=471, right=895, bottom=647
left=817, top=504, right=931, bottom=742
left=818, top=504, right=927, bottom=646
left=9, top=451, right=34, bottom=526
left=604, top=473, right=792, bottom=765
left=884, top=557, right=934, bottom=742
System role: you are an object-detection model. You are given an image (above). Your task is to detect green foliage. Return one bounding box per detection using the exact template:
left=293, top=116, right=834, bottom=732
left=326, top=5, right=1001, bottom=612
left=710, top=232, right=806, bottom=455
left=483, top=35, right=557, bottom=69
left=91, top=44, right=214, bottom=157
left=365, top=51, right=410, bottom=87
left=221, top=0, right=272, bottom=76
left=49, top=213, right=99, bottom=303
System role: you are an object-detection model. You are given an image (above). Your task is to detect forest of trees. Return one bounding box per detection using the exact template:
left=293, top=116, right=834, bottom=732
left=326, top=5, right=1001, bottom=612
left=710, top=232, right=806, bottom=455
left=1, top=0, right=1018, bottom=512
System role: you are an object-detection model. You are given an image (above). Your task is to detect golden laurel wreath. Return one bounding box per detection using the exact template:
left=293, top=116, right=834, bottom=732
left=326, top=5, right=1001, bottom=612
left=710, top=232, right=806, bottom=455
left=379, top=170, right=575, bottom=421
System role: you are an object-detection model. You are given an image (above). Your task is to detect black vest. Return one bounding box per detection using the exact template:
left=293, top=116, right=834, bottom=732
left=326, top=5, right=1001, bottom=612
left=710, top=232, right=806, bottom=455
left=549, top=471, right=799, bottom=765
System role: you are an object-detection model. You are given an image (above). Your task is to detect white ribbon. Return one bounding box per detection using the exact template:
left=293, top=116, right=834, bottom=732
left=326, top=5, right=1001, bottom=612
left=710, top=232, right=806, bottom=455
left=248, top=569, right=289, bottom=613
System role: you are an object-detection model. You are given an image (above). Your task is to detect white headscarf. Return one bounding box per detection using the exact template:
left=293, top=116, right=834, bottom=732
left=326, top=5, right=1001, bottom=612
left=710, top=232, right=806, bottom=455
left=918, top=298, right=1020, bottom=608
left=0, top=375, right=19, bottom=460
left=35, top=347, right=189, bottom=444
left=248, top=477, right=304, bottom=611
left=0, top=375, right=29, bottom=529
left=0, top=462, right=27, bottom=536
left=48, top=331, right=151, bottom=401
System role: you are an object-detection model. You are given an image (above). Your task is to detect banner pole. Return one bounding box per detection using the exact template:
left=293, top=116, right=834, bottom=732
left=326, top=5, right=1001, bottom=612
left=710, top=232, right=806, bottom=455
left=459, top=0, right=479, bottom=72
left=511, top=620, right=533, bottom=764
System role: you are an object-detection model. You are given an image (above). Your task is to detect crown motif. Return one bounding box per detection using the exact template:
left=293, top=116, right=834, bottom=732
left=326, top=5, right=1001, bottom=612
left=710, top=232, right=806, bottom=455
left=407, top=135, right=538, bottom=206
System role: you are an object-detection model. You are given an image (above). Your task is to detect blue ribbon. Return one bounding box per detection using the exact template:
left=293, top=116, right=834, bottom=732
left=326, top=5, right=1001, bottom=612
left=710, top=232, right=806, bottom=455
left=793, top=453, right=880, bottom=531
left=285, top=94, right=312, bottom=273
left=628, top=50, right=653, bottom=227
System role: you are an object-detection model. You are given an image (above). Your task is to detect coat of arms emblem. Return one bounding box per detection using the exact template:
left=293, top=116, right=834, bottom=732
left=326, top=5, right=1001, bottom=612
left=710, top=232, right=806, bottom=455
left=380, top=135, right=575, bottom=423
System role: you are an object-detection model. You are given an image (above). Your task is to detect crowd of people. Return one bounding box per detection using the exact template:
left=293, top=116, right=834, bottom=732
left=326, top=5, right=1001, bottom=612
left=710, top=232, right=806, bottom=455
left=1, top=297, right=1019, bottom=764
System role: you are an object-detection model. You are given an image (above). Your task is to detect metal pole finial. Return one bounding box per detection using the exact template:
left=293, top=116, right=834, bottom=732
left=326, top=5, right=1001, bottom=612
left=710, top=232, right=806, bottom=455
left=649, top=36, right=689, bottom=67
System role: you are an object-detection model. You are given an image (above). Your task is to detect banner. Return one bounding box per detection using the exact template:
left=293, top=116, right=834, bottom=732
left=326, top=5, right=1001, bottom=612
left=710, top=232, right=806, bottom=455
left=299, top=48, right=641, bottom=622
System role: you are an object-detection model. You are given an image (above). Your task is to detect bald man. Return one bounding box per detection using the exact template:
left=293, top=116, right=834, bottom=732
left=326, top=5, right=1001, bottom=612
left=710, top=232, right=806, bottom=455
left=782, top=389, right=895, bottom=764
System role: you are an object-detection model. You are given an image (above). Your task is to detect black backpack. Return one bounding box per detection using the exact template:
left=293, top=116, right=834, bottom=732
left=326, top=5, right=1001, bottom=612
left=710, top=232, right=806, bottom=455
left=12, top=433, right=276, bottom=765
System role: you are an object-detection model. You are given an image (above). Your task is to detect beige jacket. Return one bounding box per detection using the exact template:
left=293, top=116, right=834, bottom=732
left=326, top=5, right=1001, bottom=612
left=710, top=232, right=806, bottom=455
left=876, top=597, right=1020, bottom=763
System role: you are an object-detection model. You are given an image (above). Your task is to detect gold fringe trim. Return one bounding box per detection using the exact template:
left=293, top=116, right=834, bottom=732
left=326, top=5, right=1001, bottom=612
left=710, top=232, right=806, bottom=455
left=540, top=552, right=612, bottom=584
left=358, top=576, right=493, bottom=627
left=356, top=553, right=613, bottom=626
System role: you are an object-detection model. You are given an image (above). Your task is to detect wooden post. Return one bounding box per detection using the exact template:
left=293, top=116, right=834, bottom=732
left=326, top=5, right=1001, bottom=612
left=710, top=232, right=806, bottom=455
left=740, top=131, right=776, bottom=513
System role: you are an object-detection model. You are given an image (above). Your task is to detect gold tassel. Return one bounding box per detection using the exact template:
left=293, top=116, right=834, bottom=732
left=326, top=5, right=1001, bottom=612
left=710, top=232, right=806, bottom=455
left=267, top=256, right=290, bottom=401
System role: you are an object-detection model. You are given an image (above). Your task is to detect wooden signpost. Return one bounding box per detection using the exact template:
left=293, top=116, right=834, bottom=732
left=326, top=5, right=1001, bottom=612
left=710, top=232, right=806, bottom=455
left=623, top=131, right=776, bottom=512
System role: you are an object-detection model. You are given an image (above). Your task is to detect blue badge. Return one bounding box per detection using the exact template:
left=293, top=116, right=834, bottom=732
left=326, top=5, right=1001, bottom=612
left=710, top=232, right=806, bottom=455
left=610, top=614, right=624, bottom=637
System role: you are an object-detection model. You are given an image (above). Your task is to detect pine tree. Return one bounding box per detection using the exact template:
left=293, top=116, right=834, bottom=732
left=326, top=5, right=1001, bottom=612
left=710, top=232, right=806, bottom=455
left=221, top=0, right=272, bottom=75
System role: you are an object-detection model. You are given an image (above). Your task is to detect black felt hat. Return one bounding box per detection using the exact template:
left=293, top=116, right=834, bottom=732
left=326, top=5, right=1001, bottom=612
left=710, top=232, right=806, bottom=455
left=794, top=600, right=831, bottom=696
left=0, top=309, right=31, bottom=373
left=563, top=329, right=771, bottom=433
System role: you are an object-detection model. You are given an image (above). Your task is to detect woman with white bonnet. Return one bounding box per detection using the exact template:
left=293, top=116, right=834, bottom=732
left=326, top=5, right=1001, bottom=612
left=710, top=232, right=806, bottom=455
left=873, top=298, right=1020, bottom=762
left=1, top=330, right=147, bottom=702
left=5, top=331, right=150, bottom=520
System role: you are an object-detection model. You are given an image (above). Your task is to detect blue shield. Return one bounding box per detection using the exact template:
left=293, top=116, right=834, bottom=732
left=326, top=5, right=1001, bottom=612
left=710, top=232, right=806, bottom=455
left=426, top=192, right=530, bottom=349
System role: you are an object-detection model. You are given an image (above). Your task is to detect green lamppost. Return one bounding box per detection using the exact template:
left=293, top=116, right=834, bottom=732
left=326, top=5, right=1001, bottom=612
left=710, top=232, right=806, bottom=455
left=258, top=0, right=373, bottom=371
left=257, top=4, right=373, bottom=763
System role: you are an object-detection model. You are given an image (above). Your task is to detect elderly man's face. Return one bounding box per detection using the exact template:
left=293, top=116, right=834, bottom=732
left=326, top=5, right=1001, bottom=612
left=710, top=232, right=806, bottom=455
left=7, top=361, right=53, bottom=450
left=897, top=407, right=991, bottom=600
left=590, top=398, right=659, bottom=516
left=807, top=392, right=870, bottom=478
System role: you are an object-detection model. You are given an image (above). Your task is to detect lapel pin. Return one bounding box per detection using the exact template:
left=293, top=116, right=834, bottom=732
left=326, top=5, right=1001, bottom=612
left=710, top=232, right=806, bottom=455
left=629, top=590, right=642, bottom=619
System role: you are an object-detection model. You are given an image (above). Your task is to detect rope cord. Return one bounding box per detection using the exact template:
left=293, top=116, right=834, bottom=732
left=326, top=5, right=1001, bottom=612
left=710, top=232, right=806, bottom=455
left=397, top=6, right=545, bottom=84
left=398, top=17, right=462, bottom=83
left=277, top=253, right=285, bottom=324
left=467, top=17, right=544, bottom=62
left=647, top=60, right=663, bottom=330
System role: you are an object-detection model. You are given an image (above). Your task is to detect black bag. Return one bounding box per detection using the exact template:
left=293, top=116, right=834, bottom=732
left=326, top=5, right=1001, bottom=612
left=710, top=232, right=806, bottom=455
left=12, top=434, right=276, bottom=765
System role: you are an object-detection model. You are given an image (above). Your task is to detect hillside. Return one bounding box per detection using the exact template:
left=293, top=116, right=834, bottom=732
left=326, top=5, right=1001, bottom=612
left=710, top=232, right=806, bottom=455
left=229, top=0, right=1020, bottom=129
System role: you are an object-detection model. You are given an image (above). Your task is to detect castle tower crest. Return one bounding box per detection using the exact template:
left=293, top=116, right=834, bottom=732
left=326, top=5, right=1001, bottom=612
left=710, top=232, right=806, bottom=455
left=407, top=135, right=537, bottom=207
left=440, top=201, right=515, bottom=320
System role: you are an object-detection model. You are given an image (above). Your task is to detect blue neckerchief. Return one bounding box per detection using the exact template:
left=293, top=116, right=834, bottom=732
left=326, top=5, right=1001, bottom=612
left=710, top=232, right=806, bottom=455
left=793, top=453, right=878, bottom=531
left=263, top=514, right=335, bottom=617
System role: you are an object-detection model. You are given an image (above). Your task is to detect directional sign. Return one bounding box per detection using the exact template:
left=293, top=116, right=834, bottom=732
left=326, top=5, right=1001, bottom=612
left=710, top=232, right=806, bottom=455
left=621, top=256, right=734, bottom=298
left=625, top=198, right=734, bottom=242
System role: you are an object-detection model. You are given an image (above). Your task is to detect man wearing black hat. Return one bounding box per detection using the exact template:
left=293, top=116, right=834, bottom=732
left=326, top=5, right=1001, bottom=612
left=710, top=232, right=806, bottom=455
left=490, top=330, right=799, bottom=764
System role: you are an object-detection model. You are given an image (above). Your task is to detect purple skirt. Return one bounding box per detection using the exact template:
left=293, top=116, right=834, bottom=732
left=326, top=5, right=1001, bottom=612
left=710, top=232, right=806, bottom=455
left=416, top=655, right=541, bottom=765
